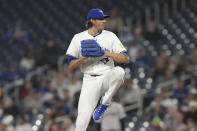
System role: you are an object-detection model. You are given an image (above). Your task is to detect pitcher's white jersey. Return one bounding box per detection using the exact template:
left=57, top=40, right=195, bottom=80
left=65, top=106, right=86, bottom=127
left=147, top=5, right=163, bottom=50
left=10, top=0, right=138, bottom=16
left=66, top=30, right=127, bottom=74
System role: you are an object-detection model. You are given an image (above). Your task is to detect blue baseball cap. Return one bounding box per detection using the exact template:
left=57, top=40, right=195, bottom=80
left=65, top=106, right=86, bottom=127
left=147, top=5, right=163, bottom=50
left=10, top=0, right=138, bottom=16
left=87, top=9, right=109, bottom=21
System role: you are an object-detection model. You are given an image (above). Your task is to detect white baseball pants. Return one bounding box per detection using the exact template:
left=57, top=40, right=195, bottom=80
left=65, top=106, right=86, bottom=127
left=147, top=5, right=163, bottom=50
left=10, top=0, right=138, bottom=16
left=75, top=66, right=125, bottom=131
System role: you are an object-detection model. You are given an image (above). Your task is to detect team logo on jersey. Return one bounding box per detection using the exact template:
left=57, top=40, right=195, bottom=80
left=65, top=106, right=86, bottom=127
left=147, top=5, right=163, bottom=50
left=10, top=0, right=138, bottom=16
left=100, top=57, right=110, bottom=64
left=100, top=48, right=110, bottom=64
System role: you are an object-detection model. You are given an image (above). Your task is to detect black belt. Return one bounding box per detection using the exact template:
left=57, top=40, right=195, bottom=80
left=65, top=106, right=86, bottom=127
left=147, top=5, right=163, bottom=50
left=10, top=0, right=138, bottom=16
left=90, top=75, right=101, bottom=77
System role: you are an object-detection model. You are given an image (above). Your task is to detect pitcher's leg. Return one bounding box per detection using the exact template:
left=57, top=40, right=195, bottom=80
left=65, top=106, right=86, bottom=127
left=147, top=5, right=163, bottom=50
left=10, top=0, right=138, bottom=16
left=75, top=76, right=102, bottom=131
left=102, top=66, right=125, bottom=105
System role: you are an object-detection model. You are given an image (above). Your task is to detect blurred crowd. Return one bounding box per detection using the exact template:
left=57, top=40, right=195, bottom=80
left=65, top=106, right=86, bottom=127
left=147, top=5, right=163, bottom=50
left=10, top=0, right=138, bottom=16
left=0, top=7, right=197, bottom=131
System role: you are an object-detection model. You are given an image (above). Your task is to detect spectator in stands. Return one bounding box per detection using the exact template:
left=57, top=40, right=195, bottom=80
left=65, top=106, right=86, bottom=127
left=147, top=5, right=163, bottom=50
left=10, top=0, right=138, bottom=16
left=1, top=115, right=14, bottom=131
left=128, top=26, right=145, bottom=62
left=172, top=80, right=189, bottom=105
left=120, top=80, right=142, bottom=115
left=49, top=70, right=59, bottom=87
left=184, top=100, right=197, bottom=125
left=187, top=88, right=197, bottom=102
left=23, top=89, right=42, bottom=112
left=43, top=91, right=71, bottom=117
left=98, top=101, right=126, bottom=131
left=55, top=73, right=69, bottom=98
left=60, top=118, right=75, bottom=131
left=7, top=21, right=29, bottom=44
left=20, top=81, right=33, bottom=100
left=186, top=119, right=197, bottom=131
left=43, top=90, right=71, bottom=117
left=144, top=95, right=167, bottom=121
left=146, top=103, right=166, bottom=122
left=166, top=58, right=178, bottom=77
left=181, top=87, right=197, bottom=113
left=147, top=116, right=163, bottom=131
left=4, top=98, right=20, bottom=118
left=152, top=53, right=168, bottom=81
left=135, top=48, right=151, bottom=68
left=35, top=39, right=61, bottom=69
left=173, top=113, right=187, bottom=131
left=170, top=55, right=181, bottom=77
left=160, top=51, right=168, bottom=61
left=42, top=92, right=56, bottom=109
left=4, top=70, right=22, bottom=102
left=19, top=50, right=35, bottom=72
left=58, top=89, right=71, bottom=115
left=163, top=105, right=182, bottom=130
left=49, top=71, right=70, bottom=101
left=15, top=116, right=32, bottom=131
left=119, top=26, right=133, bottom=48
left=6, top=64, right=24, bottom=83
left=49, top=122, right=61, bottom=131
left=179, top=58, right=193, bottom=76
left=143, top=21, right=161, bottom=44
left=133, top=25, right=145, bottom=48
left=36, top=78, right=50, bottom=95
left=105, top=8, right=123, bottom=36
left=159, top=89, right=177, bottom=108
left=128, top=40, right=141, bottom=62
left=50, top=71, right=63, bottom=89
left=157, top=66, right=177, bottom=90
left=145, top=95, right=162, bottom=111
left=67, top=77, right=81, bottom=104
left=45, top=107, right=60, bottom=122
left=190, top=48, right=197, bottom=65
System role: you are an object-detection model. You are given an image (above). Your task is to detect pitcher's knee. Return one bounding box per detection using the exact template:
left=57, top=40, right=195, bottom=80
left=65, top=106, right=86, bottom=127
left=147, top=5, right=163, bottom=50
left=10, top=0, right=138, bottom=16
left=114, top=66, right=125, bottom=78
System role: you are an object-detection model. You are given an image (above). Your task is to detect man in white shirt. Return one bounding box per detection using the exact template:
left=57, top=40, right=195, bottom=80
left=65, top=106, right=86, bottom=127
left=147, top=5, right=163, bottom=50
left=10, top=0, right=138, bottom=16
left=15, top=117, right=32, bottom=131
left=99, top=101, right=126, bottom=131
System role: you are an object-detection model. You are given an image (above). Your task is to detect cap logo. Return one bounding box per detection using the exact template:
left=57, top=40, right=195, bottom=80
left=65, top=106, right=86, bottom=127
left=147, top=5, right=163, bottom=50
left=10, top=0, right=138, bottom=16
left=99, top=10, right=104, bottom=14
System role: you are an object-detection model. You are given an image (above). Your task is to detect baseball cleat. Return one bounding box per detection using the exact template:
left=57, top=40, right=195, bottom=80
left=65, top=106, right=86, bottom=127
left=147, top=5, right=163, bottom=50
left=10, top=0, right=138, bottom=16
left=93, top=98, right=108, bottom=121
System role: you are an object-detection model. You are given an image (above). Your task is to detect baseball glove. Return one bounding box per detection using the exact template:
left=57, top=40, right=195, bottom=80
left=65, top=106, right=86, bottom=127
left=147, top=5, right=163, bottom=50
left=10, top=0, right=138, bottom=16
left=81, top=39, right=104, bottom=57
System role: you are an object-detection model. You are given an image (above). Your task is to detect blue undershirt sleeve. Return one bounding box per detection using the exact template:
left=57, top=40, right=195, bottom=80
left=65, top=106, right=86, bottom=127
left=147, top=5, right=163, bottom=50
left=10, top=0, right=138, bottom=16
left=67, top=55, right=77, bottom=65
left=121, top=51, right=129, bottom=56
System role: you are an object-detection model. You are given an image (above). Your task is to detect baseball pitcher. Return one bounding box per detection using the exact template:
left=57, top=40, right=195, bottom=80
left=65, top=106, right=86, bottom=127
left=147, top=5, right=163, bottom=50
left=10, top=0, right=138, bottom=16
left=66, top=8, right=130, bottom=131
